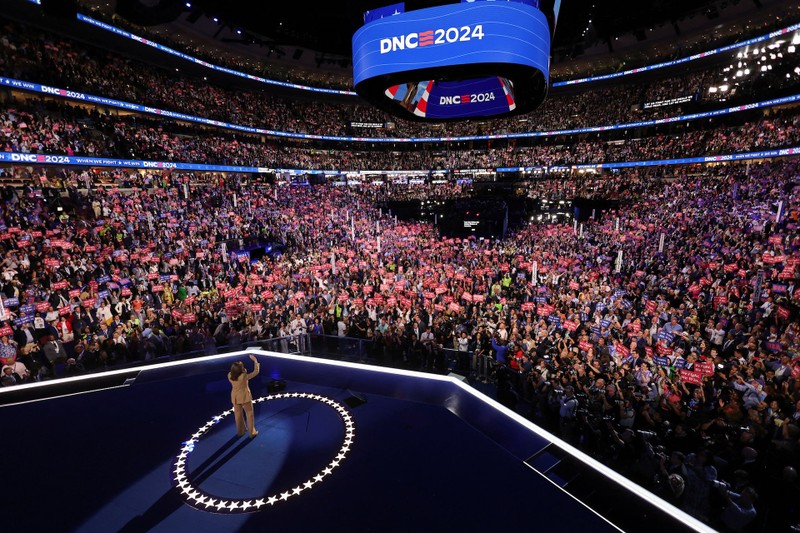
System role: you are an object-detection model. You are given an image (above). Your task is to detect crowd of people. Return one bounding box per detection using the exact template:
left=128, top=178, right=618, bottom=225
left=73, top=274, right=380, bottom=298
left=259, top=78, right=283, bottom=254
left=0, top=10, right=799, bottom=531
left=3, top=97, right=800, bottom=172
left=0, top=157, right=797, bottom=530
left=2, top=17, right=799, bottom=141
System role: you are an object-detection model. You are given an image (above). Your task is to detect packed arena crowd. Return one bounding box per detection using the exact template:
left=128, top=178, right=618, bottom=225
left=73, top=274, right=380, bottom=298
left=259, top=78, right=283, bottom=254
left=3, top=98, right=800, bottom=171
left=0, top=157, right=797, bottom=529
left=1, top=8, right=800, bottom=531
left=2, top=17, right=800, bottom=141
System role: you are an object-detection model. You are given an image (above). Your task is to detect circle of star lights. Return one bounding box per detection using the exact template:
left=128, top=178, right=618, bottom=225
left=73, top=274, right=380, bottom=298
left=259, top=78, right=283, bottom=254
left=173, top=392, right=355, bottom=513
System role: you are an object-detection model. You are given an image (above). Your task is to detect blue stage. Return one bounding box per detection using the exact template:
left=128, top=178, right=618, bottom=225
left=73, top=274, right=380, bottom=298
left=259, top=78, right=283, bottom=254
left=2, top=350, right=709, bottom=532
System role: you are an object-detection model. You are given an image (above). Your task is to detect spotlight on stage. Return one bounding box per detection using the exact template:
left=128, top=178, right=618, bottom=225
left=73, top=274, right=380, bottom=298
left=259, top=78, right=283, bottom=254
left=268, top=379, right=286, bottom=393
left=343, top=391, right=367, bottom=408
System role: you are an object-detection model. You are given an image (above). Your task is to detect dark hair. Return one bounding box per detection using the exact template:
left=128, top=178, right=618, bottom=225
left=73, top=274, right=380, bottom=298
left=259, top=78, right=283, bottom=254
left=229, top=361, right=244, bottom=381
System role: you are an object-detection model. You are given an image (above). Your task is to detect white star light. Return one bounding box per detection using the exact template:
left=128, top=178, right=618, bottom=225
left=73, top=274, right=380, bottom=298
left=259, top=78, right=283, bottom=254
left=173, top=392, right=355, bottom=513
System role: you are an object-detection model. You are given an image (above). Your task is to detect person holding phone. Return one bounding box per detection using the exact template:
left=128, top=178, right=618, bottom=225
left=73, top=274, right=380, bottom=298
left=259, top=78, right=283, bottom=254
left=228, top=354, right=260, bottom=438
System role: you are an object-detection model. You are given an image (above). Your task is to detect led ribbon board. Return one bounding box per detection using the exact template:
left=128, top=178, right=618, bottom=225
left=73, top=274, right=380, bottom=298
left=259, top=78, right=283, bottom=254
left=352, top=1, right=551, bottom=120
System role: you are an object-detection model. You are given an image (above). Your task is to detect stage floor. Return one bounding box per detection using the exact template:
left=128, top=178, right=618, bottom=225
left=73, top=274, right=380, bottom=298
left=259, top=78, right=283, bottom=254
left=3, top=359, right=619, bottom=533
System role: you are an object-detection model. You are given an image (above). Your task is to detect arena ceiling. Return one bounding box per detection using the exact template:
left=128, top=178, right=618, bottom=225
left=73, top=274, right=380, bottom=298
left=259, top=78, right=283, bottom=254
left=173, top=0, right=722, bottom=55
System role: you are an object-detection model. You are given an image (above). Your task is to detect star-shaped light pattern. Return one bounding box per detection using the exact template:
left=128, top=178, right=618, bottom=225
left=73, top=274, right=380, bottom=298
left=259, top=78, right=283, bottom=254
left=172, top=392, right=356, bottom=513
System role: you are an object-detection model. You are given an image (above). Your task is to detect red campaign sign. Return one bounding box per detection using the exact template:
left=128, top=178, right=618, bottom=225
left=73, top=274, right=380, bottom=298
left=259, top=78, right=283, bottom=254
left=182, top=313, right=197, bottom=323
left=630, top=322, right=641, bottom=333
left=455, top=273, right=465, bottom=281
left=423, top=291, right=436, bottom=300
left=645, top=300, right=657, bottom=314
left=568, top=281, right=580, bottom=290
left=443, top=295, right=454, bottom=304
left=29, top=230, right=42, bottom=238
left=58, top=306, right=71, bottom=316
left=578, top=341, right=593, bottom=352
left=777, top=306, right=791, bottom=320
left=353, top=298, right=364, bottom=306
left=434, top=304, right=445, bottom=312
left=462, top=292, right=473, bottom=302
left=644, top=346, right=653, bottom=358
left=250, top=304, right=263, bottom=312
left=679, top=369, right=704, bottom=386
left=379, top=284, right=390, bottom=292
left=737, top=269, right=747, bottom=278
left=52, top=280, right=68, bottom=290
left=338, top=294, right=350, bottom=303
left=68, top=289, right=80, bottom=298
left=372, top=295, right=384, bottom=304
left=536, top=306, right=549, bottom=316
left=387, top=297, right=397, bottom=306
left=434, top=287, right=447, bottom=295
left=35, top=302, right=50, bottom=312
left=762, top=253, right=774, bottom=264
left=196, top=251, right=205, bottom=259
left=183, top=295, right=195, bottom=305
left=694, top=361, right=715, bottom=376
left=169, top=258, right=179, bottom=265
left=260, top=291, right=274, bottom=300
left=16, top=240, right=30, bottom=248
left=656, top=344, right=673, bottom=356
left=472, top=294, right=485, bottom=303
left=82, top=298, right=96, bottom=308
left=0, top=326, right=12, bottom=336
left=563, top=320, right=578, bottom=332
left=448, top=302, right=461, bottom=313
left=521, top=302, right=535, bottom=311
left=147, top=272, right=159, bottom=280
left=0, top=233, right=10, bottom=241
left=699, top=277, right=712, bottom=286
left=615, top=344, right=630, bottom=357
left=363, top=286, right=374, bottom=294
left=774, top=255, right=787, bottom=264
left=769, top=235, right=783, bottom=245
left=400, top=297, right=412, bottom=308
left=151, top=285, right=164, bottom=292
left=713, top=295, right=728, bottom=308
left=724, top=263, right=738, bottom=273
left=707, top=262, right=718, bottom=270
left=121, top=288, right=132, bottom=297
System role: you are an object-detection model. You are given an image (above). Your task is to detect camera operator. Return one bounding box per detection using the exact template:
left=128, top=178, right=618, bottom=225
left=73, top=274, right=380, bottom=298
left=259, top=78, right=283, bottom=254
left=557, top=384, right=579, bottom=444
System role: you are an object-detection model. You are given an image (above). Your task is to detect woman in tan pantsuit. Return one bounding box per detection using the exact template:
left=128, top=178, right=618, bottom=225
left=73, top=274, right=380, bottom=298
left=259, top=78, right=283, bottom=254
left=228, top=354, right=260, bottom=438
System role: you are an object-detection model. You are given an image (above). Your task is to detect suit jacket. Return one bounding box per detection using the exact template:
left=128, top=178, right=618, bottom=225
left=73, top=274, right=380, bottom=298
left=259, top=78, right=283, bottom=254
left=229, top=362, right=260, bottom=405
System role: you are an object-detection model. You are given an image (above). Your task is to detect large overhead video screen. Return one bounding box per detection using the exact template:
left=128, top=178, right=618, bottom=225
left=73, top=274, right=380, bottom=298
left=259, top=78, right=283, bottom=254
left=353, top=1, right=554, bottom=121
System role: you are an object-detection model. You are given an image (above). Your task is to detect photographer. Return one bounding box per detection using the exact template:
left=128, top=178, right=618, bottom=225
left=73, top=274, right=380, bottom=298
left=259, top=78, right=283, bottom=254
left=557, top=384, right=579, bottom=444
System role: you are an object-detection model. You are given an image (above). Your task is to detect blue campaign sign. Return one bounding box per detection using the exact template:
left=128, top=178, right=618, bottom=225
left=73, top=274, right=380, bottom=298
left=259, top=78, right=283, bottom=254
left=353, top=2, right=549, bottom=85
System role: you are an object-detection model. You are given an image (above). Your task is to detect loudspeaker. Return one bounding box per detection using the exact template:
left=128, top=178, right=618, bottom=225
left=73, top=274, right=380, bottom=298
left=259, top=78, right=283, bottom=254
left=268, top=379, right=286, bottom=393
left=343, top=391, right=366, bottom=408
